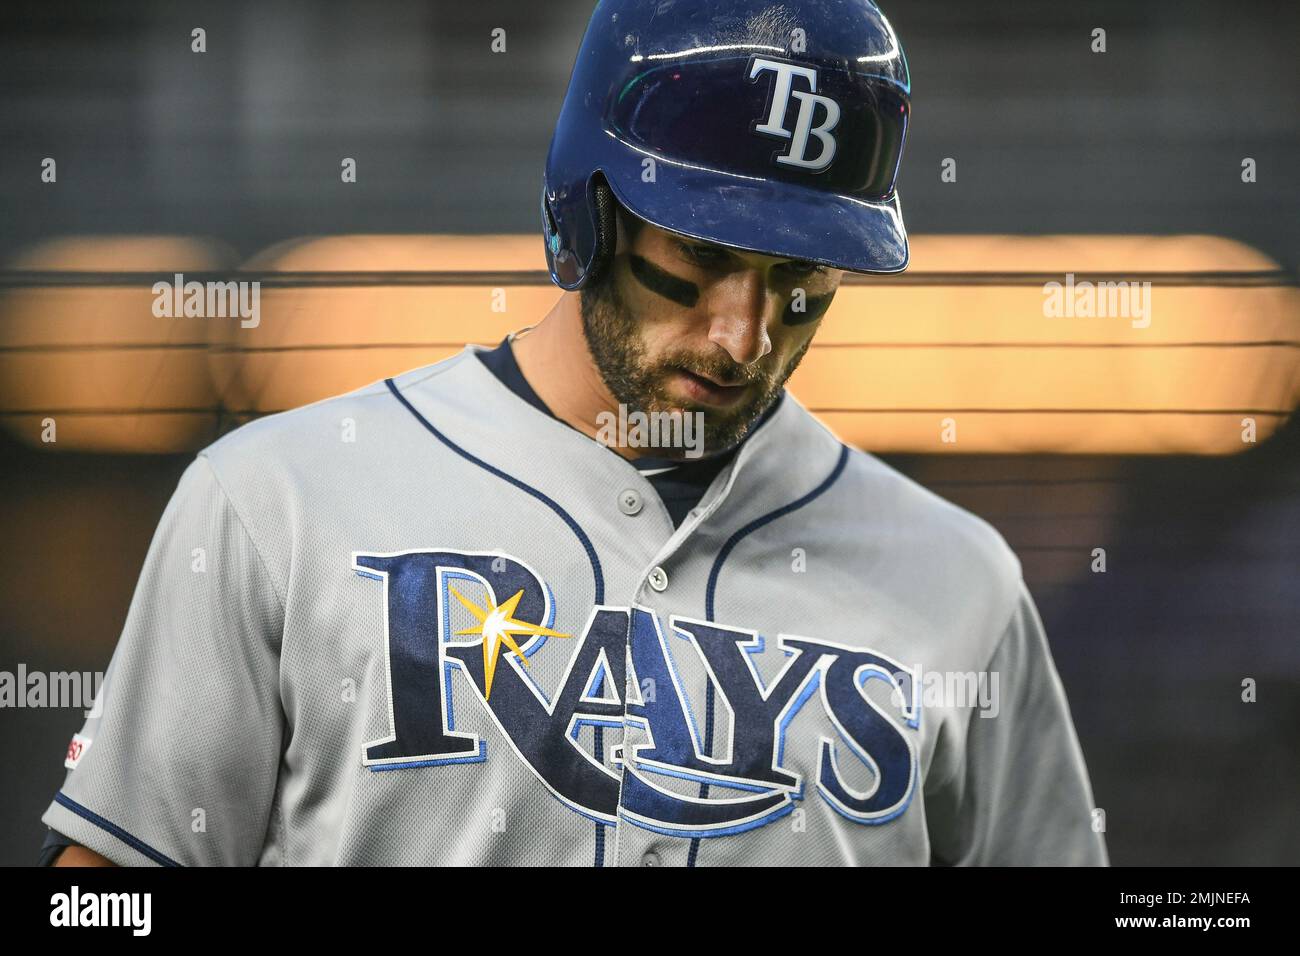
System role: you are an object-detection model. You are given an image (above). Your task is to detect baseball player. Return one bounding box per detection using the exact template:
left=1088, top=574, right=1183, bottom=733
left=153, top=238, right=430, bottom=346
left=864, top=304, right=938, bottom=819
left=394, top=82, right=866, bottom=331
left=41, top=0, right=1106, bottom=866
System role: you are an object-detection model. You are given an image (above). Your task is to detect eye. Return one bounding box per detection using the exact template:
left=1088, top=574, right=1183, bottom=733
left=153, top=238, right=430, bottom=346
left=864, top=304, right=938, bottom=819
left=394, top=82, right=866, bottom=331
left=781, top=260, right=826, bottom=278
left=677, top=241, right=727, bottom=266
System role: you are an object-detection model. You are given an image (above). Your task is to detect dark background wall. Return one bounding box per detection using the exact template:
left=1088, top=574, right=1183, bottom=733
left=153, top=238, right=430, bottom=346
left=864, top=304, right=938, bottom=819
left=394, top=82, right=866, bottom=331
left=1, top=0, right=1297, bottom=865
left=1, top=0, right=1296, bottom=268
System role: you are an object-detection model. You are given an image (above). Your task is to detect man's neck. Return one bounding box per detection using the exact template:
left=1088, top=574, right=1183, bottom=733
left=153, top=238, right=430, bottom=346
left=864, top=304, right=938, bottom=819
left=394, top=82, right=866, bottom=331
left=510, top=294, right=644, bottom=460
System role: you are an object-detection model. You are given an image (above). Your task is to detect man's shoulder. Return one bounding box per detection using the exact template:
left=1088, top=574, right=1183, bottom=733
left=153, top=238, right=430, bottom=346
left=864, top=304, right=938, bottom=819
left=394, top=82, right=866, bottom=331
left=835, top=445, right=1025, bottom=630
left=761, top=400, right=1022, bottom=595
left=846, top=447, right=1018, bottom=566
left=200, top=350, right=474, bottom=478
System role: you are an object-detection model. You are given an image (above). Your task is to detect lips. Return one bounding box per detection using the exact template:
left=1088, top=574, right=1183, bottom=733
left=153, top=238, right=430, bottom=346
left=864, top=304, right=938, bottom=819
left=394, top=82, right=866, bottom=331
left=673, top=367, right=752, bottom=408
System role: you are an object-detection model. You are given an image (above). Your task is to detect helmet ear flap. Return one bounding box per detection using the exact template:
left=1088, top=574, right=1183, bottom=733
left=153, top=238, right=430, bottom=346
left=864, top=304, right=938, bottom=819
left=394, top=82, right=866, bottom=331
left=583, top=176, right=618, bottom=288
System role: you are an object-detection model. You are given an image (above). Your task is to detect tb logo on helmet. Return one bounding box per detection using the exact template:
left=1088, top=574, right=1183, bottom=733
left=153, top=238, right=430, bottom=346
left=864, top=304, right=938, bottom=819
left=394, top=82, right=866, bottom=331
left=749, top=57, right=842, bottom=173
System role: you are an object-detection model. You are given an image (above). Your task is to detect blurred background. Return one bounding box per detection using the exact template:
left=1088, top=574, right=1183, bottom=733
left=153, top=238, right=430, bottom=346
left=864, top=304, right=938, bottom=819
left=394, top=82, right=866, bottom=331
left=1, top=0, right=1297, bottom=865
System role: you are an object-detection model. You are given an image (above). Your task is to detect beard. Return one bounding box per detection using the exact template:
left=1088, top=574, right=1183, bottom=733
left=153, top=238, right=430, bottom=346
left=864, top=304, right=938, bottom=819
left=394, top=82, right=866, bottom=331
left=579, top=265, right=811, bottom=459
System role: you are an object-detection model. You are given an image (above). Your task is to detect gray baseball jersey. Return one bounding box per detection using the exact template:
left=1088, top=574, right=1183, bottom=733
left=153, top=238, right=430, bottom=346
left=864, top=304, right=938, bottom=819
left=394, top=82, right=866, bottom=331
left=43, top=345, right=1107, bottom=866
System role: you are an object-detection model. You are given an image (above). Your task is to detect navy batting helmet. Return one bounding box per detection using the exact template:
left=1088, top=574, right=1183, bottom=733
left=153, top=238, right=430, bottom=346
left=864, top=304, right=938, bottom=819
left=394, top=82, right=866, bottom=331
left=541, top=0, right=911, bottom=290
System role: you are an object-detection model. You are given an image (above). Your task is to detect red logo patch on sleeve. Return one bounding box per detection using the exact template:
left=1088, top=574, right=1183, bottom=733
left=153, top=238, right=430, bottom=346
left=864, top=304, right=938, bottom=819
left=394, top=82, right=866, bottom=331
left=64, top=734, right=92, bottom=769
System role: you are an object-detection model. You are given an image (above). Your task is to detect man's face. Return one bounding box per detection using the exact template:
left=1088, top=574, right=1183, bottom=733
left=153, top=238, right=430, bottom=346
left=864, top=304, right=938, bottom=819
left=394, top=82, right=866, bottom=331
left=580, top=204, right=844, bottom=457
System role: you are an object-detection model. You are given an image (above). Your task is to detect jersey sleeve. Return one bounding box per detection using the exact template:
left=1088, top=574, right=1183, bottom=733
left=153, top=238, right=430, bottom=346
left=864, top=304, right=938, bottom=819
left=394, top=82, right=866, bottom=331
left=925, top=578, right=1109, bottom=866
left=40, top=454, right=286, bottom=866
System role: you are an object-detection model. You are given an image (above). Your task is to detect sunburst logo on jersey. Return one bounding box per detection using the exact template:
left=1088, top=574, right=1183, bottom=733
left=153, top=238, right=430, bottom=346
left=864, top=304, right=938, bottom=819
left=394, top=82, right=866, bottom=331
left=449, top=586, right=571, bottom=700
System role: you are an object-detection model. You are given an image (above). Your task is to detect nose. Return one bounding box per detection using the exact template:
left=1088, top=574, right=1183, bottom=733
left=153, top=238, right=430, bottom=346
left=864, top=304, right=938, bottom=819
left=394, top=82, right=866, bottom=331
left=705, top=272, right=774, bottom=366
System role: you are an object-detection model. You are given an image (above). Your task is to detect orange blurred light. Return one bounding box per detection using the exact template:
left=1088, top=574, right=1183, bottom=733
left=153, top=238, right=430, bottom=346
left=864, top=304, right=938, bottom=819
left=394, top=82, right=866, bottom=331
left=0, top=237, right=237, bottom=452
left=2, top=234, right=1294, bottom=455
left=801, top=235, right=1298, bottom=453
left=209, top=235, right=560, bottom=417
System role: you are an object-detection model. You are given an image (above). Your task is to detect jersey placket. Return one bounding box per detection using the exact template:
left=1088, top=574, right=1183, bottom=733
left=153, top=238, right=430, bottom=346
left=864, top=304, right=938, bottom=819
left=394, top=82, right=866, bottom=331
left=608, top=463, right=742, bottom=867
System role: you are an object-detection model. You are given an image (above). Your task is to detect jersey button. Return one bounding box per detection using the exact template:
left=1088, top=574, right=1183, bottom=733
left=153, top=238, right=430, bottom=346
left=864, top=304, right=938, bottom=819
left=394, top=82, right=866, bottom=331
left=640, top=851, right=662, bottom=867
left=647, top=566, right=668, bottom=592
left=618, top=489, right=643, bottom=515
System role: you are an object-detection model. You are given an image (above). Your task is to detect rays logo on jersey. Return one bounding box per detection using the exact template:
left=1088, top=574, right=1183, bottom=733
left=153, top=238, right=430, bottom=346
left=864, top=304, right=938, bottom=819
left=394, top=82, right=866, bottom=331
left=354, top=549, right=919, bottom=839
